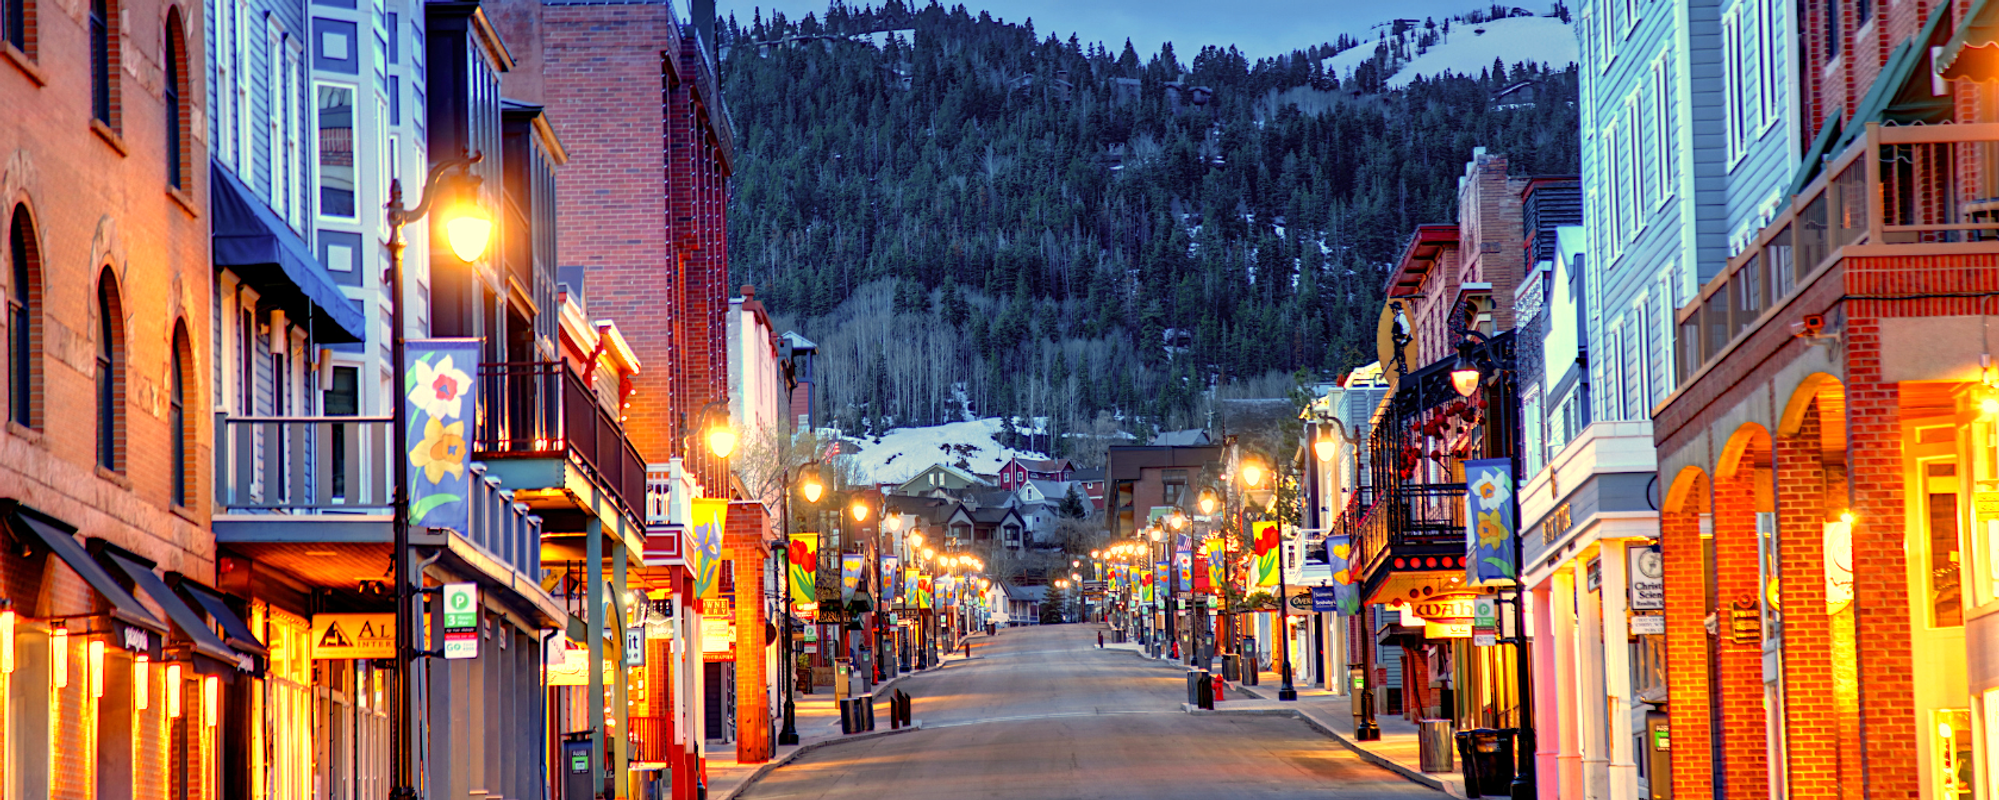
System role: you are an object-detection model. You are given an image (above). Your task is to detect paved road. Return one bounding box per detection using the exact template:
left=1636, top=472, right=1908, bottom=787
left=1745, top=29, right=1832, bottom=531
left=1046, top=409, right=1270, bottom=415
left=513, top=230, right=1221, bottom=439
left=739, top=624, right=1444, bottom=800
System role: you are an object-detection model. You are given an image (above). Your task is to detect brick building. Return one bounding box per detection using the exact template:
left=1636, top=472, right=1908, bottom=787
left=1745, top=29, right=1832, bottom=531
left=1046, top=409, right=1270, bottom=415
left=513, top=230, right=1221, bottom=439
left=1650, top=2, right=1999, bottom=797
left=1, top=0, right=226, bottom=792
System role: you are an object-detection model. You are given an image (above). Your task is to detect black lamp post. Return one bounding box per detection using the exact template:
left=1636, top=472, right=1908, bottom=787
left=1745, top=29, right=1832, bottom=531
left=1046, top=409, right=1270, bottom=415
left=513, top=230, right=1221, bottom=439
left=386, top=152, right=489, bottom=800
left=1451, top=332, right=1534, bottom=800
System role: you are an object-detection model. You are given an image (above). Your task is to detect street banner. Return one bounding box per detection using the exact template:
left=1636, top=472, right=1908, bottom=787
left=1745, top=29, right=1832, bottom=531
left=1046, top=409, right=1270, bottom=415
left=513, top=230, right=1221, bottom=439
left=916, top=572, right=933, bottom=609
left=904, top=571, right=920, bottom=608
left=691, top=498, right=728, bottom=598
left=1464, top=458, right=1518, bottom=584
left=403, top=339, right=480, bottom=534
left=1324, top=534, right=1360, bottom=615
left=1193, top=541, right=1212, bottom=593
left=1205, top=540, right=1225, bottom=596
left=1109, top=564, right=1121, bottom=593
left=1253, top=521, right=1280, bottom=587
left=1153, top=561, right=1168, bottom=608
left=1175, top=535, right=1193, bottom=589
left=788, top=533, right=819, bottom=609
left=882, top=555, right=900, bottom=605
left=840, top=553, right=863, bottom=603
left=1139, top=567, right=1152, bottom=604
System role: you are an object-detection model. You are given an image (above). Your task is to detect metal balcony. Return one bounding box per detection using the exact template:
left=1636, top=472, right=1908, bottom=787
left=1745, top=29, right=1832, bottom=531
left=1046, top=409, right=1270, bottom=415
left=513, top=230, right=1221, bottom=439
left=475, top=361, right=648, bottom=524
left=1350, top=482, right=1471, bottom=595
left=212, top=414, right=547, bottom=602
left=1675, top=121, right=1999, bottom=384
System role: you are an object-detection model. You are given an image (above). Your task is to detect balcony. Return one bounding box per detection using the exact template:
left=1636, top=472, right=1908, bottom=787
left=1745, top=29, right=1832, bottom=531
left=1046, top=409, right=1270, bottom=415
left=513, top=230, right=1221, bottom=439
left=1675, top=121, right=1999, bottom=384
left=1350, top=482, right=1471, bottom=598
left=475, top=361, right=647, bottom=526
left=211, top=415, right=554, bottom=619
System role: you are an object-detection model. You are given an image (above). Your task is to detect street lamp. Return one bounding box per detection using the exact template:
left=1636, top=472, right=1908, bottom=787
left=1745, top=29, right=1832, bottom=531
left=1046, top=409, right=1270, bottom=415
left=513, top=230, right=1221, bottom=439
left=777, top=461, right=826, bottom=747
left=1238, top=450, right=1296, bottom=701
left=386, top=151, right=489, bottom=800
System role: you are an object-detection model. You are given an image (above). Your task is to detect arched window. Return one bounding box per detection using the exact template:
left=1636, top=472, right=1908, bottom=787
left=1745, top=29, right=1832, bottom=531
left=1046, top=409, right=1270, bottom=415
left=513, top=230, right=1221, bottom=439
left=170, top=321, right=192, bottom=505
left=164, top=10, right=187, bottom=188
left=96, top=268, right=123, bottom=472
left=7, top=205, right=37, bottom=429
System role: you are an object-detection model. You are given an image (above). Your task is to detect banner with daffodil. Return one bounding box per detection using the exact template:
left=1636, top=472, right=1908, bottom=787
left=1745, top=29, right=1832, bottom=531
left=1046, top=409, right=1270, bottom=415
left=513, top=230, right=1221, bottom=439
left=1464, top=458, right=1517, bottom=584
left=405, top=339, right=480, bottom=534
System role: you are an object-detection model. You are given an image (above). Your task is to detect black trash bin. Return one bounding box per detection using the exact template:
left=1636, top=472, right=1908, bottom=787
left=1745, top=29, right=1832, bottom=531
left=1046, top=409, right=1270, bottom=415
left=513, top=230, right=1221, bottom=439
left=1240, top=640, right=1259, bottom=686
left=1455, top=728, right=1515, bottom=798
left=1195, top=670, right=1215, bottom=709
left=1186, top=669, right=1203, bottom=705
left=1222, top=653, right=1241, bottom=682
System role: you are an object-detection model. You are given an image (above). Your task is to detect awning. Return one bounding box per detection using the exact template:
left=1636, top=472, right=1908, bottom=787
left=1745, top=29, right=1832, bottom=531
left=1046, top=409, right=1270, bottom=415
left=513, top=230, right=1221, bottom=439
left=210, top=160, right=366, bottom=343
left=173, top=577, right=269, bottom=661
left=1796, top=2, right=1957, bottom=189
left=1941, top=0, right=1999, bottom=81
left=95, top=545, right=253, bottom=674
left=2, top=505, right=169, bottom=649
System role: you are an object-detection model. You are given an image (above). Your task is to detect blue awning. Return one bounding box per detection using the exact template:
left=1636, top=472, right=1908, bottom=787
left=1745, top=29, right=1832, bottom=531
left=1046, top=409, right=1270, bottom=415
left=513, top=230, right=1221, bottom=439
left=210, top=160, right=366, bottom=343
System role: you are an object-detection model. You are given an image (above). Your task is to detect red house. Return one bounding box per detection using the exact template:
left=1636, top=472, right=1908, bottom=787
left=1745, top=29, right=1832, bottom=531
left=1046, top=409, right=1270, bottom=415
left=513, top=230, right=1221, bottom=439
left=998, top=457, right=1074, bottom=490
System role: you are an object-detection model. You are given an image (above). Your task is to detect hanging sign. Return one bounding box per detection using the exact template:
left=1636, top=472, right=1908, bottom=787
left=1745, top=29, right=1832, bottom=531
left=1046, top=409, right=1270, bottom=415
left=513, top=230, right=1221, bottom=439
left=310, top=613, right=395, bottom=660
left=624, top=626, right=646, bottom=667
left=1464, top=458, right=1518, bottom=584
left=441, top=582, right=479, bottom=660
left=546, top=645, right=590, bottom=686
left=404, top=339, right=480, bottom=534
left=1309, top=585, right=1338, bottom=613
left=841, top=553, right=863, bottom=603
left=1324, top=534, right=1360, bottom=615
left=882, top=555, right=900, bottom=605
left=1628, top=545, right=1665, bottom=611
left=1630, top=614, right=1666, bottom=635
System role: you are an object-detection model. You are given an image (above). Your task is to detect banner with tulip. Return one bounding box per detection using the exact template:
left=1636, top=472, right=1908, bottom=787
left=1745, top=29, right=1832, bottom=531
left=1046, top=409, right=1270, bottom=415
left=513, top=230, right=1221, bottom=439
left=1253, top=521, right=1280, bottom=587
left=787, top=533, right=818, bottom=611
left=1139, top=567, right=1153, bottom=604
left=1465, top=458, right=1517, bottom=584
left=404, top=339, right=480, bottom=534
left=915, top=572, right=933, bottom=609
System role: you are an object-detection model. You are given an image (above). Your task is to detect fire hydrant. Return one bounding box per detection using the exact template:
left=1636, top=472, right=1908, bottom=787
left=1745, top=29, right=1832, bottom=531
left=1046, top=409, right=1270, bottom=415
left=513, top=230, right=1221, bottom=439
left=1212, top=674, right=1226, bottom=702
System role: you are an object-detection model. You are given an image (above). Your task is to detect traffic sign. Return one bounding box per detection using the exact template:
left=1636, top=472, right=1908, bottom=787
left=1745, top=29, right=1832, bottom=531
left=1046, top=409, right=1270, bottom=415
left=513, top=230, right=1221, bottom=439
left=442, top=583, right=479, bottom=660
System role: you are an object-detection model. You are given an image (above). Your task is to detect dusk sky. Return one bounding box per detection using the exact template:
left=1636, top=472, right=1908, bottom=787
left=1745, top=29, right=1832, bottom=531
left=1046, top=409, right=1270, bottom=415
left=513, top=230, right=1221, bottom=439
left=717, top=0, right=1511, bottom=60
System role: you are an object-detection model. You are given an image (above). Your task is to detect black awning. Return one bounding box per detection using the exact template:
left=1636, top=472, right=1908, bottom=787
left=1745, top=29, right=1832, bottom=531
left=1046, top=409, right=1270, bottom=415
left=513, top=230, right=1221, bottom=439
left=2, top=505, right=169, bottom=644
left=172, top=577, right=269, bottom=660
left=210, top=159, right=367, bottom=343
left=95, top=546, right=252, bottom=674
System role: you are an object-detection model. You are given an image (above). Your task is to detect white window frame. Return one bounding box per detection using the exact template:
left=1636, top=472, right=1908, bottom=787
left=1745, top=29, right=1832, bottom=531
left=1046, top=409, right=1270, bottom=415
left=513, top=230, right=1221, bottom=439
left=1755, top=0, right=1780, bottom=136
left=315, top=80, right=361, bottom=222
left=1722, top=7, right=1746, bottom=165
left=284, top=44, right=305, bottom=230
left=235, top=0, right=253, bottom=178
left=267, top=20, right=285, bottom=212
left=1627, top=95, right=1645, bottom=231
left=1652, top=53, right=1673, bottom=209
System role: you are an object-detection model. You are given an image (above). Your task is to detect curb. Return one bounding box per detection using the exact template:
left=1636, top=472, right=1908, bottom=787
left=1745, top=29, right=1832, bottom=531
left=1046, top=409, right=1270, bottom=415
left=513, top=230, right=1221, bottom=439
left=1220, top=684, right=1463, bottom=798
left=715, top=723, right=925, bottom=800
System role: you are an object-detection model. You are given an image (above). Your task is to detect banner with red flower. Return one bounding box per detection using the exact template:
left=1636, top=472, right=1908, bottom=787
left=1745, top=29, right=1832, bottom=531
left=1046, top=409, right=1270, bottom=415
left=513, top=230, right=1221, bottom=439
left=787, top=533, right=818, bottom=611
left=1253, top=521, right=1281, bottom=587
left=404, top=339, right=480, bottom=534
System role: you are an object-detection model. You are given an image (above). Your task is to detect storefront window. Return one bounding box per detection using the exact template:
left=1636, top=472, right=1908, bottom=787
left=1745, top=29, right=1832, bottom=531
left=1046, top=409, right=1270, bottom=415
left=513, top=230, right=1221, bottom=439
left=1937, top=707, right=1973, bottom=798
left=3, top=625, right=51, bottom=800
left=1928, top=461, right=1964, bottom=627
left=263, top=607, right=313, bottom=800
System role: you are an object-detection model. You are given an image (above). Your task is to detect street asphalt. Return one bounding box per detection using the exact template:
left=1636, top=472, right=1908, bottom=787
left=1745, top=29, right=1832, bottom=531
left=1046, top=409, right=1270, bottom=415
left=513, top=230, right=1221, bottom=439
left=737, top=624, right=1446, bottom=799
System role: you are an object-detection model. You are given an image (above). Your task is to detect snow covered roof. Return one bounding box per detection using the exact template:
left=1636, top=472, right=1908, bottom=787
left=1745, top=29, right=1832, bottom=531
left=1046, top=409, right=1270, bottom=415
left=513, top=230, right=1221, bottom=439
left=1003, top=583, right=1048, bottom=602
left=1151, top=429, right=1212, bottom=446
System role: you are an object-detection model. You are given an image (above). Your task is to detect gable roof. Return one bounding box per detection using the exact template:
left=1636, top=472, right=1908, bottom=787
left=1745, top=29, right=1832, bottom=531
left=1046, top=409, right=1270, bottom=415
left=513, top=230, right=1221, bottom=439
left=1006, top=457, right=1072, bottom=473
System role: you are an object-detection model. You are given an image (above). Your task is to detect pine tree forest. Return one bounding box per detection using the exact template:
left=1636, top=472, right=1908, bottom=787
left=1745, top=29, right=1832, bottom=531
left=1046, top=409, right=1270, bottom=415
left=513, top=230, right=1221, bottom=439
left=720, top=1, right=1580, bottom=452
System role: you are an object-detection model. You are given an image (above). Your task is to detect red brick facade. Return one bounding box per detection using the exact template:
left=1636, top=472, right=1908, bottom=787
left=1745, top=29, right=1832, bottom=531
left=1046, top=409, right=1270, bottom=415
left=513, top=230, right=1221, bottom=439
left=726, top=501, right=771, bottom=764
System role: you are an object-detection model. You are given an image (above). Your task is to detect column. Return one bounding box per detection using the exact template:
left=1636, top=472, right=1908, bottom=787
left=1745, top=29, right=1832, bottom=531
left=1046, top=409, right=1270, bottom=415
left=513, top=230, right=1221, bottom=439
left=1552, top=566, right=1581, bottom=799
left=1578, top=553, right=1608, bottom=799
left=1600, top=539, right=1636, bottom=800
left=1660, top=480, right=1713, bottom=797
left=586, top=517, right=607, bottom=799
left=1713, top=467, right=1769, bottom=800
left=726, top=502, right=772, bottom=764
left=1532, top=581, right=1558, bottom=800
left=1776, top=403, right=1840, bottom=799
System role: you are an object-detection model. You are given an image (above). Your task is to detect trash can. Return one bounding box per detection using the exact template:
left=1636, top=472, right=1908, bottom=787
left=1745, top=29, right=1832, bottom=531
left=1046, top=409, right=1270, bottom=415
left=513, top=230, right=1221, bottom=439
left=1222, top=653, right=1242, bottom=682
left=1240, top=640, right=1259, bottom=686
left=1186, top=669, right=1203, bottom=705
left=1195, top=671, right=1215, bottom=709
left=1456, top=727, right=1515, bottom=797
left=1417, top=719, right=1454, bottom=773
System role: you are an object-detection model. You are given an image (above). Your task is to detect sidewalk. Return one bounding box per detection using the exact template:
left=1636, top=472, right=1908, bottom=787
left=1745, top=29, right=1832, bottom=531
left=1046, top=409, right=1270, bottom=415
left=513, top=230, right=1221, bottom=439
left=706, top=637, right=978, bottom=800
left=1114, top=642, right=1467, bottom=798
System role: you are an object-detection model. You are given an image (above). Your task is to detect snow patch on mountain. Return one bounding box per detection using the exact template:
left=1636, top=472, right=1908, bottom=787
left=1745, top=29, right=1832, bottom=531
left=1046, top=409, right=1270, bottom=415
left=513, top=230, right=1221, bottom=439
left=837, top=418, right=1048, bottom=487
left=1326, top=15, right=1578, bottom=90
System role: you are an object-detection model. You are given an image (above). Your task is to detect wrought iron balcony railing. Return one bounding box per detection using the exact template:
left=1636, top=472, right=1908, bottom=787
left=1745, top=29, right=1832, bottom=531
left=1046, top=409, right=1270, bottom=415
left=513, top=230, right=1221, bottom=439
left=1351, top=482, right=1469, bottom=587
left=476, top=361, right=647, bottom=519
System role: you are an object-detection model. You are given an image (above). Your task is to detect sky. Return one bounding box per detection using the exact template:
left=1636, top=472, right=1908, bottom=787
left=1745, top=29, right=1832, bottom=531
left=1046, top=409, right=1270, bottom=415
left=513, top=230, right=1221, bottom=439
left=717, top=0, right=1509, bottom=61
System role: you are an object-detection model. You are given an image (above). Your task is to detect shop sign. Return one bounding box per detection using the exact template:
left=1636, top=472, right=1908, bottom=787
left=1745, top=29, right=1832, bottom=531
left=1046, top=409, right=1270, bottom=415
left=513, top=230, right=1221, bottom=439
left=701, top=616, right=735, bottom=656
left=1584, top=557, right=1601, bottom=593
left=441, top=583, right=479, bottom=660
left=1628, top=546, right=1665, bottom=611
left=1425, top=621, right=1471, bottom=639
left=624, top=626, right=646, bottom=667
left=311, top=613, right=396, bottom=660
left=546, top=646, right=589, bottom=686
left=1286, top=590, right=1314, bottom=613
left=1630, top=614, right=1666, bottom=635
left=1471, top=596, right=1498, bottom=647
left=1309, top=586, right=1339, bottom=613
